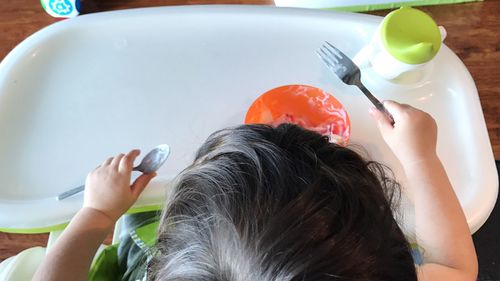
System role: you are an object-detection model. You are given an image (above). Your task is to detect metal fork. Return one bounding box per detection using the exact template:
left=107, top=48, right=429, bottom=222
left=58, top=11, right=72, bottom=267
left=317, top=41, right=394, bottom=125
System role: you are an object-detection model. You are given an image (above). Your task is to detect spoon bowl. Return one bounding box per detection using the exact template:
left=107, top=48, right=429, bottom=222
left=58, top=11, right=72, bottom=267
left=133, top=144, right=170, bottom=174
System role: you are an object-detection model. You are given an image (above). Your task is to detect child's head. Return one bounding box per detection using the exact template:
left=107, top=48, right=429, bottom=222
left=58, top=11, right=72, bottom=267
left=150, top=124, right=417, bottom=280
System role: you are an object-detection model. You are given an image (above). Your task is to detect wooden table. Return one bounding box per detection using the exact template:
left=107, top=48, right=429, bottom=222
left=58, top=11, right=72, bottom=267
left=0, top=0, right=498, bottom=261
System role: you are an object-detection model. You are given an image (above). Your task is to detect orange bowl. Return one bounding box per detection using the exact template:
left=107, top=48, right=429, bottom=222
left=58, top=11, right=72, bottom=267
left=245, top=85, right=350, bottom=145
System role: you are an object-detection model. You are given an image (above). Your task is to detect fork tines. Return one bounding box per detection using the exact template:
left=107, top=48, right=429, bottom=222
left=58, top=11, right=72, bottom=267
left=317, top=41, right=349, bottom=76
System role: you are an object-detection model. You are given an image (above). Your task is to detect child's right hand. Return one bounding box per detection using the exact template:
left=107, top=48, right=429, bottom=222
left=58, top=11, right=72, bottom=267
left=371, top=101, right=478, bottom=281
left=369, top=100, right=438, bottom=166
left=83, top=150, right=157, bottom=224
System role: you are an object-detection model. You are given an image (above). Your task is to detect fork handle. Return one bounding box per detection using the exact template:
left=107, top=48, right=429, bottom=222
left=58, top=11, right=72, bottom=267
left=358, top=84, right=395, bottom=126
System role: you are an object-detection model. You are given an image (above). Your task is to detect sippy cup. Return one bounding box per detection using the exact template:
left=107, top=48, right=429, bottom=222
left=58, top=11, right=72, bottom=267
left=353, top=7, right=446, bottom=81
left=41, top=0, right=81, bottom=18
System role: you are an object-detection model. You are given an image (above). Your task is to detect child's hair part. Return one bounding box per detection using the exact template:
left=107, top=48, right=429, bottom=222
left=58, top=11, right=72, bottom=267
left=149, top=124, right=417, bottom=281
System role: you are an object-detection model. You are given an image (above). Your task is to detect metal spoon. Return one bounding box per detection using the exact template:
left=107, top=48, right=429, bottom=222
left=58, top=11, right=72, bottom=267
left=57, top=144, right=170, bottom=200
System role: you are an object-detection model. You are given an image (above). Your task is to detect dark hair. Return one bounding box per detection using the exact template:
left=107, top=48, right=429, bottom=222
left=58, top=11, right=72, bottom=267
left=150, top=124, right=417, bottom=281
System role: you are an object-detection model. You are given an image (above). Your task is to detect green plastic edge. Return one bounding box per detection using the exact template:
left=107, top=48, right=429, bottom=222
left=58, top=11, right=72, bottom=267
left=321, top=0, right=481, bottom=12
left=0, top=222, right=69, bottom=234
left=126, top=204, right=163, bottom=215
left=0, top=204, right=163, bottom=234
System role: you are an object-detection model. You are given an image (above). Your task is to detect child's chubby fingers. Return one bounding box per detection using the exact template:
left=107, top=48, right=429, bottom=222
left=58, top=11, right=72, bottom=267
left=102, top=157, right=114, bottom=167
left=131, top=172, right=157, bottom=198
left=119, top=149, right=140, bottom=174
left=382, top=100, right=408, bottom=118
left=369, top=107, right=393, bottom=134
left=111, top=153, right=125, bottom=169
left=382, top=100, right=402, bottom=109
left=383, top=100, right=420, bottom=121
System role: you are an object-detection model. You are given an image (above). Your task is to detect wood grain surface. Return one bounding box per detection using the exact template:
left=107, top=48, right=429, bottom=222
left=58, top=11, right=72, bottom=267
left=0, top=0, right=498, bottom=261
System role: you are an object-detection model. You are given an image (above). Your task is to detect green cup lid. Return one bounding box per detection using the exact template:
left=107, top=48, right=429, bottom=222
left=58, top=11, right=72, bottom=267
left=380, top=7, right=441, bottom=65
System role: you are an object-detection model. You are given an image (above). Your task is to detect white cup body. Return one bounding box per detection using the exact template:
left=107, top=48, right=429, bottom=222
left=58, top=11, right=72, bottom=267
left=353, top=25, right=446, bottom=80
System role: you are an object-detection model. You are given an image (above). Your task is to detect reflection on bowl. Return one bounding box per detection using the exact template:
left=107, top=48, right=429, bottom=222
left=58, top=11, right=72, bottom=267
left=245, top=84, right=350, bottom=145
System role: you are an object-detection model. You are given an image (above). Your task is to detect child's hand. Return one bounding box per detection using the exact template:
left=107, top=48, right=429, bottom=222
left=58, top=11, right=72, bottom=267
left=83, top=149, right=157, bottom=223
left=369, top=100, right=438, bottom=165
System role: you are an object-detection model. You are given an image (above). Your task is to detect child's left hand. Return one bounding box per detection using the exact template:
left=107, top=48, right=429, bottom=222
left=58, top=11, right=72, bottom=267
left=83, top=149, right=157, bottom=224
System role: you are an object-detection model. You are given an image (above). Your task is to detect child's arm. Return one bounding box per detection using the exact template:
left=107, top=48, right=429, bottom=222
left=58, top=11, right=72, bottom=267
left=32, top=150, right=156, bottom=281
left=370, top=101, right=478, bottom=281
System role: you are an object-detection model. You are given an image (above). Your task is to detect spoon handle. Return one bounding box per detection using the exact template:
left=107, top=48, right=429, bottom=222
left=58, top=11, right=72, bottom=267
left=57, top=185, right=85, bottom=200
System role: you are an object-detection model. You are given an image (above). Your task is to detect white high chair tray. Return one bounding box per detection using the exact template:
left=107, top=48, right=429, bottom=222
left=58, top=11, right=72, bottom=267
left=0, top=6, right=497, bottom=233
